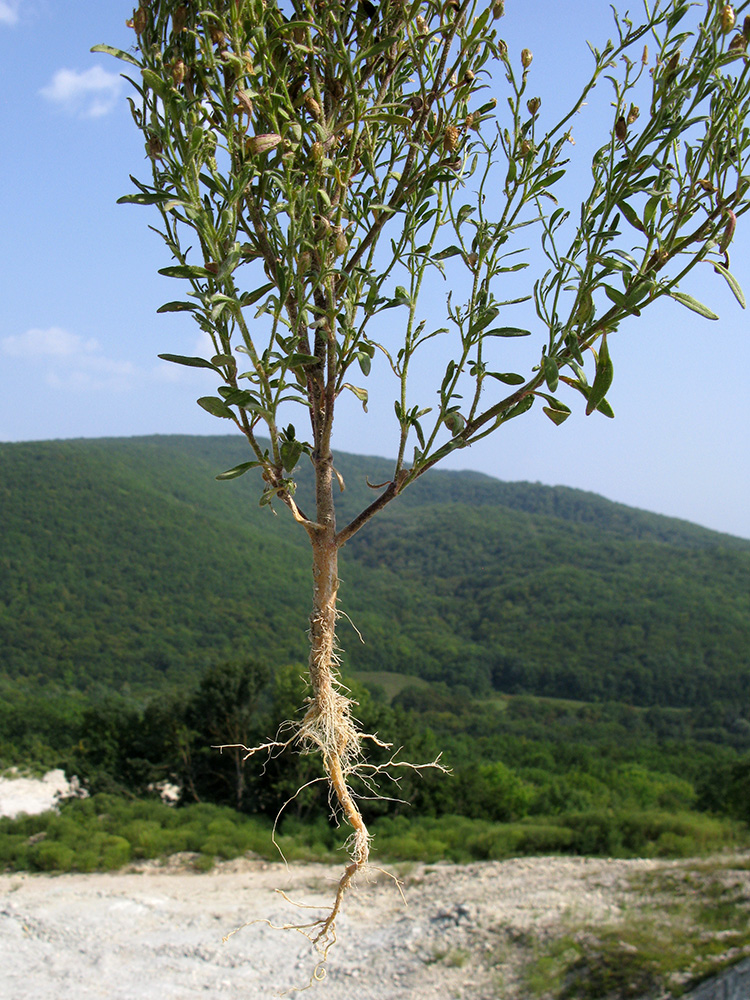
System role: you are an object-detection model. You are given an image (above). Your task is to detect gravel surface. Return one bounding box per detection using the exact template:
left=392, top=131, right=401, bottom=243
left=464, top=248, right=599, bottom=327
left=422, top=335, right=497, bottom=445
left=0, top=853, right=674, bottom=1000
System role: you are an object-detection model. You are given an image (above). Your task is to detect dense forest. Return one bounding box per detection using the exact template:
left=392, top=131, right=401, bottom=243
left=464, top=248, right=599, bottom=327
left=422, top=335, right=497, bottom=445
left=2, top=435, right=749, bottom=706
left=1, top=435, right=749, bottom=870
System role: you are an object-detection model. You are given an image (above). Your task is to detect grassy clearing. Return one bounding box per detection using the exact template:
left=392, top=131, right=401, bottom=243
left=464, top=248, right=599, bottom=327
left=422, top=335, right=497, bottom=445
left=507, top=859, right=750, bottom=999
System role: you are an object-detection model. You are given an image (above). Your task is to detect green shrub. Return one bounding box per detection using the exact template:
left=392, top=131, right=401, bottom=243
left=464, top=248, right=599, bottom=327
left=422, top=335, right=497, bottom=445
left=28, top=841, right=74, bottom=872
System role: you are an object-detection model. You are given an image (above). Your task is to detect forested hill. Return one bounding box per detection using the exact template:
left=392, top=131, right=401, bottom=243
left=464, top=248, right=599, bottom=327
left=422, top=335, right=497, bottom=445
left=1, top=434, right=749, bottom=707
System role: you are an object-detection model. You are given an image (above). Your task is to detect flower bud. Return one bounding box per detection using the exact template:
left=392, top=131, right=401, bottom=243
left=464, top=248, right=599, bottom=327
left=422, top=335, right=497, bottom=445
left=245, top=133, right=282, bottom=155
left=465, top=112, right=477, bottom=131
left=615, top=116, right=627, bottom=142
left=519, top=139, right=533, bottom=156
left=744, top=15, right=750, bottom=40
left=521, top=48, right=533, bottom=69
left=443, top=411, right=465, bottom=434
left=526, top=97, right=541, bottom=116
left=313, top=214, right=331, bottom=238
left=627, top=104, right=640, bottom=125
left=642, top=44, right=648, bottom=64
left=147, top=135, right=163, bottom=158
left=209, top=26, right=226, bottom=47
left=728, top=32, right=747, bottom=52
left=721, top=5, right=735, bottom=34
left=310, top=141, right=324, bottom=161
left=463, top=69, right=475, bottom=85
left=416, top=15, right=428, bottom=34
left=492, top=1, right=505, bottom=18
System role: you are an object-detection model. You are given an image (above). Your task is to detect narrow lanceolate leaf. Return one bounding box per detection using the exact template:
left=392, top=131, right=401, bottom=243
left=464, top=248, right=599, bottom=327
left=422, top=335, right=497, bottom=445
left=90, top=44, right=140, bottom=67
left=341, top=383, right=368, bottom=411
left=117, top=192, right=172, bottom=205
left=157, top=301, right=198, bottom=313
left=215, top=461, right=262, bottom=481
left=586, top=337, right=614, bottom=415
left=484, top=327, right=532, bottom=337
left=712, top=261, right=746, bottom=308
left=669, top=291, right=719, bottom=320
left=159, top=354, right=219, bottom=370
left=197, top=396, right=234, bottom=419
left=487, top=371, right=525, bottom=385
left=158, top=264, right=212, bottom=279
left=617, top=200, right=646, bottom=233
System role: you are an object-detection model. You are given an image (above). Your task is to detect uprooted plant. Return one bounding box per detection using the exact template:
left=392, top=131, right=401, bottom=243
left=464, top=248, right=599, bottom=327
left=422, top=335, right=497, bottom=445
left=96, top=0, right=750, bottom=971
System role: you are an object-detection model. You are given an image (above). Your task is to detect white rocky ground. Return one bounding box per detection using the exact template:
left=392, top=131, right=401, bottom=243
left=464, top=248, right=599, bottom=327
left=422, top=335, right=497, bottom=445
left=1, top=772, right=748, bottom=1000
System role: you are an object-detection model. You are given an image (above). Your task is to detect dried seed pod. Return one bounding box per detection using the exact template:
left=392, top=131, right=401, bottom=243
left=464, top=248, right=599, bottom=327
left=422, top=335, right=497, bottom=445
left=313, top=214, right=331, bottom=238
left=497, top=39, right=508, bottom=59
left=173, top=5, right=188, bottom=33
left=526, top=97, right=541, bottom=116
left=443, top=125, right=460, bottom=152
left=492, top=0, right=505, bottom=18
left=416, top=15, right=428, bottom=34
left=465, top=252, right=479, bottom=269
left=245, top=133, right=282, bottom=154
left=171, top=60, right=187, bottom=86
left=720, top=210, right=737, bottom=251
left=147, top=135, right=163, bottom=158
left=310, top=141, right=324, bottom=162
left=465, top=112, right=477, bottom=130
left=463, top=69, right=475, bottom=85
left=615, top=116, right=627, bottom=142
left=519, top=139, right=533, bottom=156
left=334, top=230, right=348, bottom=256
left=521, top=48, right=533, bottom=69
left=744, top=15, right=750, bottom=40
left=129, top=7, right=147, bottom=35
left=728, top=32, right=747, bottom=52
left=697, top=178, right=716, bottom=193
left=304, top=94, right=322, bottom=120
left=721, top=5, right=735, bottom=34
left=627, top=104, right=640, bottom=125
left=209, top=26, right=226, bottom=47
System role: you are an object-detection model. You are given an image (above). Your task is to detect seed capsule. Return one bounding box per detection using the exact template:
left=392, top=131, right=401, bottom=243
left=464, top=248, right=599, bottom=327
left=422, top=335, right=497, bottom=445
left=129, top=7, right=147, bottom=35
left=465, top=112, right=477, bottom=130
left=245, top=133, right=282, bottom=154
left=527, top=97, right=541, bottom=116
left=334, top=230, right=348, bottom=256
left=171, top=60, right=187, bottom=86
left=615, top=116, right=627, bottom=142
left=521, top=48, right=533, bottom=69
left=519, top=139, right=532, bottom=156
left=721, top=5, right=735, bottom=34
left=492, top=1, right=505, bottom=18
left=304, top=94, right=322, bottom=120
left=443, top=125, right=460, bottom=152
left=744, top=15, right=750, bottom=40
left=147, top=135, right=163, bottom=158
left=720, top=210, right=737, bottom=252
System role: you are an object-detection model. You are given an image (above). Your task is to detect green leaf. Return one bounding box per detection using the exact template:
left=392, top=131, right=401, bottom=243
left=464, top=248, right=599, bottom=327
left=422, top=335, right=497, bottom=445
left=487, top=372, right=525, bottom=385
left=543, top=406, right=571, bottom=426
left=712, top=262, right=746, bottom=308
left=483, top=327, right=532, bottom=337
left=197, top=396, right=234, bottom=419
left=157, top=301, right=198, bottom=313
left=433, top=245, right=464, bottom=261
left=542, top=356, right=559, bottom=393
left=240, top=282, right=275, bottom=307
left=286, top=353, right=319, bottom=368
left=342, top=383, right=368, bottom=411
left=503, top=395, right=534, bottom=421
left=355, top=35, right=399, bottom=64
left=159, top=264, right=212, bottom=279
left=617, top=200, right=646, bottom=234
left=468, top=307, right=500, bottom=339
left=91, top=43, right=140, bottom=67
left=280, top=439, right=303, bottom=473
left=117, top=192, right=172, bottom=206
left=141, top=68, right=169, bottom=100
left=669, top=291, right=719, bottom=320
left=159, top=354, right=219, bottom=371
left=596, top=398, right=615, bottom=418
left=216, top=461, right=262, bottom=481
left=586, top=338, right=614, bottom=415
left=357, top=352, right=372, bottom=377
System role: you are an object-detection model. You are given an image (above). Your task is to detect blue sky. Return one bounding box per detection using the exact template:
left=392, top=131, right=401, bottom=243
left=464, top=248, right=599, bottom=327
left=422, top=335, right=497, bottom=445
left=1, top=1, right=749, bottom=539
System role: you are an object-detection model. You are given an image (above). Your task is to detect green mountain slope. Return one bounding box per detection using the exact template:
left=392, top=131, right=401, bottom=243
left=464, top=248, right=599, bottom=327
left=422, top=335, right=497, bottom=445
left=1, top=435, right=749, bottom=707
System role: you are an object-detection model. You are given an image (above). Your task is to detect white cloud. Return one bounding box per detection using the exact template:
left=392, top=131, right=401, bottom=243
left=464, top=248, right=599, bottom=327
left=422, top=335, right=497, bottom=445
left=0, top=2, right=20, bottom=26
left=2, top=327, right=135, bottom=391
left=39, top=66, right=123, bottom=118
